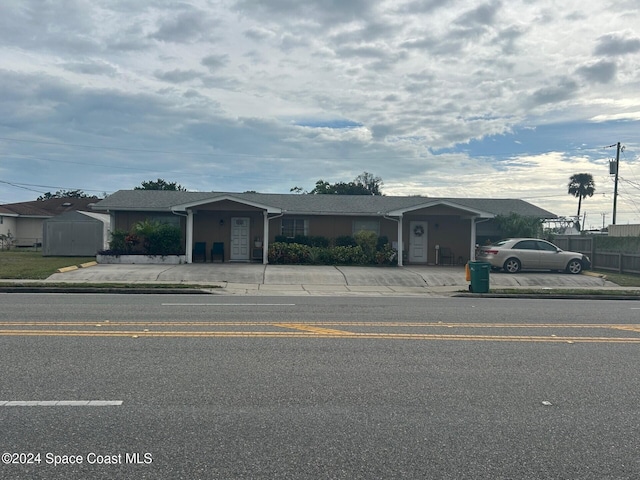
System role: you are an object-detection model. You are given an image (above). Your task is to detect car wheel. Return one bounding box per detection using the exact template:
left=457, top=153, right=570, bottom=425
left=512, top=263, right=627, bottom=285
left=503, top=258, right=521, bottom=273
left=566, top=259, right=583, bottom=274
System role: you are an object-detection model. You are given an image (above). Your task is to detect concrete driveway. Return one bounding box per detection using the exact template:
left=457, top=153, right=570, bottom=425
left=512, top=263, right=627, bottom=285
left=44, top=263, right=618, bottom=295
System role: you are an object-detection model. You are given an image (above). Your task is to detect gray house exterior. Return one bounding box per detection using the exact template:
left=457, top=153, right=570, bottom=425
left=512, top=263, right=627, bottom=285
left=92, top=190, right=556, bottom=266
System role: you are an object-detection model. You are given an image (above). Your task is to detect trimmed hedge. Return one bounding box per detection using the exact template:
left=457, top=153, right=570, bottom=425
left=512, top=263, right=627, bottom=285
left=268, top=239, right=396, bottom=265
left=102, top=222, right=182, bottom=256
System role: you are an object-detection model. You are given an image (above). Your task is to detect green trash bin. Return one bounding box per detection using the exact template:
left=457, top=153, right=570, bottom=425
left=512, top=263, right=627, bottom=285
left=469, top=261, right=490, bottom=293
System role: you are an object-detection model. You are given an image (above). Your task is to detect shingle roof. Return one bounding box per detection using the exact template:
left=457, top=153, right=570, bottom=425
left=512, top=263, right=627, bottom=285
left=93, top=190, right=556, bottom=219
left=0, top=197, right=100, bottom=217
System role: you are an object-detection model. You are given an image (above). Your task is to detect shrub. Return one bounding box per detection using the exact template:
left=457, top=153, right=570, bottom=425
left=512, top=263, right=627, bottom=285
left=354, top=230, right=378, bottom=263
left=329, top=245, right=367, bottom=264
left=309, top=236, right=330, bottom=247
left=335, top=235, right=356, bottom=247
left=146, top=224, right=182, bottom=255
left=375, top=242, right=397, bottom=264
left=268, top=242, right=312, bottom=264
left=108, top=229, right=129, bottom=252
left=103, top=223, right=182, bottom=256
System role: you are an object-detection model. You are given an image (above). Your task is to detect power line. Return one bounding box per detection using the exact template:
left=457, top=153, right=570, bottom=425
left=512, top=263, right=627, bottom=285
left=0, top=179, right=107, bottom=195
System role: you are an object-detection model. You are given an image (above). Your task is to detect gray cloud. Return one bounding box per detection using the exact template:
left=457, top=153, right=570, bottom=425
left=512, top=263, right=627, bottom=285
left=454, top=1, right=502, bottom=27
left=61, top=61, right=118, bottom=76
left=395, top=0, right=450, bottom=14
left=154, top=70, right=204, bottom=84
left=232, top=0, right=375, bottom=24
left=576, top=60, right=617, bottom=84
left=201, top=54, right=230, bottom=72
left=492, top=25, right=527, bottom=54
left=149, top=8, right=217, bottom=43
left=244, top=27, right=275, bottom=41
left=594, top=32, right=640, bottom=56
left=530, top=78, right=579, bottom=106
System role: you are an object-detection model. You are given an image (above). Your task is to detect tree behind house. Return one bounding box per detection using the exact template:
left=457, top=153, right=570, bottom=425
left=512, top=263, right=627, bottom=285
left=134, top=178, right=187, bottom=191
left=494, top=213, right=544, bottom=239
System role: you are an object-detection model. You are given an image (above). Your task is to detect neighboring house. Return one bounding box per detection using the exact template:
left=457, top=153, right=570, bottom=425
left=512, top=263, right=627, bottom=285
left=92, top=190, right=556, bottom=266
left=42, top=211, right=111, bottom=256
left=0, top=197, right=99, bottom=248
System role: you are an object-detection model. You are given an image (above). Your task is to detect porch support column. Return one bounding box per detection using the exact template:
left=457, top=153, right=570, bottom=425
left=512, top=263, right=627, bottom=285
left=186, top=209, right=194, bottom=264
left=397, top=214, right=404, bottom=267
left=470, top=217, right=477, bottom=261
left=263, top=211, right=269, bottom=265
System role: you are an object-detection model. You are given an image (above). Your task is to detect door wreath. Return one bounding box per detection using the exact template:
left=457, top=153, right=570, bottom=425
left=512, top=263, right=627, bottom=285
left=413, top=225, right=424, bottom=236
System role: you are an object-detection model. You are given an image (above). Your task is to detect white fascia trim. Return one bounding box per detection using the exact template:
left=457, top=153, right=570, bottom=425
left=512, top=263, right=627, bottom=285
left=387, top=200, right=494, bottom=218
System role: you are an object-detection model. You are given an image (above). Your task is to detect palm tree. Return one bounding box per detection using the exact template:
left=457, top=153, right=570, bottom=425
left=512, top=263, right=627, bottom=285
left=568, top=173, right=596, bottom=218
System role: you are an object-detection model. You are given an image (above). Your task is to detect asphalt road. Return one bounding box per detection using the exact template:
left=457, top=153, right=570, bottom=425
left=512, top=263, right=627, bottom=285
left=1, top=294, right=639, bottom=479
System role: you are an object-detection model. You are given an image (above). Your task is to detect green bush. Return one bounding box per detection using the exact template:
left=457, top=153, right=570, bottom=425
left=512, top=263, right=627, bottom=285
left=146, top=224, right=183, bottom=255
left=596, top=236, right=640, bottom=253
left=375, top=243, right=396, bottom=264
left=268, top=242, right=312, bottom=264
left=273, top=235, right=329, bottom=247
left=267, top=235, right=397, bottom=266
left=108, top=229, right=129, bottom=252
left=329, top=245, right=367, bottom=264
left=104, top=223, right=182, bottom=255
left=354, top=230, right=378, bottom=263
left=335, top=235, right=356, bottom=247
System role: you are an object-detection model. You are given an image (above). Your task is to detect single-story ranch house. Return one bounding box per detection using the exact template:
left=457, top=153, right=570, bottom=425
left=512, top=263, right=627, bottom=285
left=0, top=197, right=99, bottom=248
left=93, top=190, right=556, bottom=266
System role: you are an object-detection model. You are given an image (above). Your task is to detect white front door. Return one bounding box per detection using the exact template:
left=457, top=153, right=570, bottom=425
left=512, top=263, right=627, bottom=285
left=230, top=217, right=250, bottom=261
left=409, top=221, right=428, bottom=263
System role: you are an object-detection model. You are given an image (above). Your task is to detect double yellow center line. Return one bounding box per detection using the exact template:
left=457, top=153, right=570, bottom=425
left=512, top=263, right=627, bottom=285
left=0, top=321, right=639, bottom=343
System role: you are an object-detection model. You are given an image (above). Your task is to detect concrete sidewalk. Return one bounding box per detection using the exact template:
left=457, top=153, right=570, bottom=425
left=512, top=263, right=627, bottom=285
left=35, top=263, right=623, bottom=296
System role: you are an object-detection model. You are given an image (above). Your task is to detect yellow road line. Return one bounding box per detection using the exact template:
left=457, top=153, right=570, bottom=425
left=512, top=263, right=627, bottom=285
left=274, top=323, right=353, bottom=335
left=1, top=321, right=639, bottom=329
left=1, top=329, right=639, bottom=342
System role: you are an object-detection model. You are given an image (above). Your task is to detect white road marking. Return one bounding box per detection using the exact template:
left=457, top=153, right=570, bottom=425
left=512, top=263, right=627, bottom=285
left=0, top=400, right=123, bottom=406
left=162, top=303, right=295, bottom=306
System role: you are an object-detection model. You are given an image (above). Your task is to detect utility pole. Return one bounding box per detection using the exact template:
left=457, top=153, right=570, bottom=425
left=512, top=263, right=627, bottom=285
left=607, top=142, right=622, bottom=225
left=613, top=142, right=621, bottom=224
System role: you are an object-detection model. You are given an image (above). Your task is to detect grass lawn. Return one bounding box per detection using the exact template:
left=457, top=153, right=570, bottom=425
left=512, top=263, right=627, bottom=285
left=0, top=250, right=96, bottom=279
left=592, top=270, right=640, bottom=287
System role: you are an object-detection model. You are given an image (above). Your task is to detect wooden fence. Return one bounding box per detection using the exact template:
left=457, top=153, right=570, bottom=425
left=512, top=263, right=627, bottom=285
left=553, top=236, right=640, bottom=275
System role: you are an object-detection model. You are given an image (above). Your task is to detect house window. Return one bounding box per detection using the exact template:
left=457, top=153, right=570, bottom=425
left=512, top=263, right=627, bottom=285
left=353, top=219, right=380, bottom=235
left=281, top=218, right=308, bottom=237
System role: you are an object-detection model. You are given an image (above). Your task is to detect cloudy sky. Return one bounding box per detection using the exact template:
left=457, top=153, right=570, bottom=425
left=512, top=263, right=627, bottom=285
left=1, top=0, right=640, bottom=228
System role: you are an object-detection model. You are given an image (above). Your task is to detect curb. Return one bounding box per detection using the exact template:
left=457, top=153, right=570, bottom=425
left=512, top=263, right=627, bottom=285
left=454, top=293, right=640, bottom=300
left=0, top=286, right=213, bottom=294
left=55, top=266, right=79, bottom=273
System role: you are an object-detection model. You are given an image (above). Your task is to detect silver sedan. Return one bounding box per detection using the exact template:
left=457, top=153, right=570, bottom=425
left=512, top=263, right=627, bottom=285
left=477, top=238, right=591, bottom=274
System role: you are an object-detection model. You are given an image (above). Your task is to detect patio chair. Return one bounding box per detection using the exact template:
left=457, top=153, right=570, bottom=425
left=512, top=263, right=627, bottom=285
left=192, top=242, right=206, bottom=262
left=211, top=242, right=224, bottom=263
left=440, top=247, right=454, bottom=265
